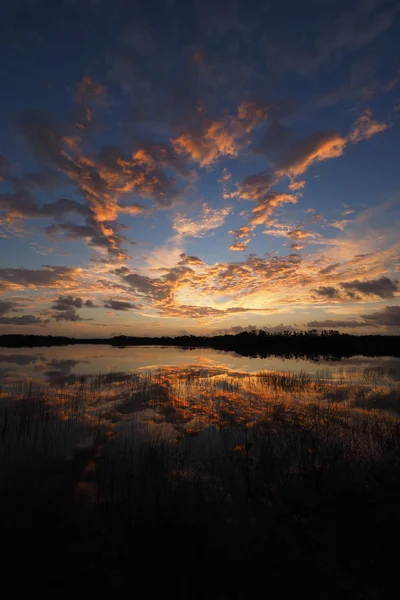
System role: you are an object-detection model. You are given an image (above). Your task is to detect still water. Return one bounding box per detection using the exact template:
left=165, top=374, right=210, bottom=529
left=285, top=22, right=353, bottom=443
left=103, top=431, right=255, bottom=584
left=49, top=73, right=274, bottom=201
left=1, top=344, right=400, bottom=384
left=2, top=345, right=400, bottom=464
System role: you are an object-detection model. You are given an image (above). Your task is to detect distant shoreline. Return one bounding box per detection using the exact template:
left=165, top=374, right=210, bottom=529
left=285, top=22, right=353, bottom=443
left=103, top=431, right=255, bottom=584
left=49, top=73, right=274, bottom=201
left=0, top=330, right=399, bottom=358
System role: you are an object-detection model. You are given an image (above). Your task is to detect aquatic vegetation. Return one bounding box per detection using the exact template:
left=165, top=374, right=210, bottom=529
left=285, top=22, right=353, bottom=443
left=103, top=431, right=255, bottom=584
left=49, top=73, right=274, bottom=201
left=1, top=363, right=400, bottom=596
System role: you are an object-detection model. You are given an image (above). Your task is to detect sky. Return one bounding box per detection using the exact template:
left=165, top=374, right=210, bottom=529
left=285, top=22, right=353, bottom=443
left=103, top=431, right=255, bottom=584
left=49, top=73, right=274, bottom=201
left=0, top=0, right=399, bottom=337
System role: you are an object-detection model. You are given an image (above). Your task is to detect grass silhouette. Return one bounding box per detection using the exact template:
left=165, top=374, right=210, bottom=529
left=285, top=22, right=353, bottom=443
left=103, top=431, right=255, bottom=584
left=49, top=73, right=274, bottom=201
left=1, top=366, right=400, bottom=597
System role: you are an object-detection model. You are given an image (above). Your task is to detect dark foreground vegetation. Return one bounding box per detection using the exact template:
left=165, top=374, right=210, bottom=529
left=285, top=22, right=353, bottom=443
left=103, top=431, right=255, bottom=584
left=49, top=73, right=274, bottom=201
left=1, top=329, right=400, bottom=357
left=1, top=369, right=400, bottom=597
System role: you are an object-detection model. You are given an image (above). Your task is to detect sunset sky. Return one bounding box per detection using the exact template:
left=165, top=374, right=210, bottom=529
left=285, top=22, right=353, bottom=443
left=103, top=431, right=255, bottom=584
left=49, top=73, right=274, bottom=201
left=0, top=0, right=399, bottom=336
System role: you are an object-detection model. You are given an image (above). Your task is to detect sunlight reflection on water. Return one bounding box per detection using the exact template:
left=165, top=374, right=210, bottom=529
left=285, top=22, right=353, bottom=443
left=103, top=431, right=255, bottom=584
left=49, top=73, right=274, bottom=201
left=1, top=344, right=400, bottom=384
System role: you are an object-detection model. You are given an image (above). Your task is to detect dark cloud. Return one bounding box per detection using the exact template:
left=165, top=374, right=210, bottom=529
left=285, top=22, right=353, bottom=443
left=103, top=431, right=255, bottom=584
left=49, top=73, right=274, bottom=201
left=307, top=306, right=400, bottom=329
left=0, top=153, right=10, bottom=178
left=85, top=299, right=97, bottom=308
left=178, top=253, right=205, bottom=266
left=46, top=219, right=131, bottom=260
left=50, top=295, right=98, bottom=321
left=362, top=305, right=400, bottom=327
left=319, top=264, right=340, bottom=276
left=16, top=110, right=70, bottom=168
left=341, top=277, right=399, bottom=299
left=8, top=169, right=63, bottom=192
left=52, top=309, right=84, bottom=322
left=0, top=315, right=46, bottom=326
left=52, top=296, right=84, bottom=310
left=311, top=278, right=399, bottom=302
left=0, top=266, right=79, bottom=291
left=267, top=0, right=398, bottom=74
left=0, top=300, right=14, bottom=316
left=258, top=121, right=294, bottom=159
left=314, top=63, right=377, bottom=109
left=0, top=297, right=47, bottom=327
left=0, top=192, right=89, bottom=221
left=15, top=110, right=186, bottom=259
left=274, top=130, right=346, bottom=178
left=104, top=299, right=139, bottom=311
left=122, top=272, right=167, bottom=301
left=312, top=286, right=341, bottom=299
left=230, top=171, right=276, bottom=201
left=305, top=319, right=369, bottom=328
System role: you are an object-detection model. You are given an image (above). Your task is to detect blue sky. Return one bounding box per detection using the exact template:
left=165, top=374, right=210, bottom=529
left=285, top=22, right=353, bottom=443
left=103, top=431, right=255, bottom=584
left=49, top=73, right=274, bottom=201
left=0, top=0, right=399, bottom=336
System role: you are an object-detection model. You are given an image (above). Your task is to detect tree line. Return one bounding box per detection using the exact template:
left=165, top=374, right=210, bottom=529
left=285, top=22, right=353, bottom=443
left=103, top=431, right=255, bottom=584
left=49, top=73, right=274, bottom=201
left=0, top=329, right=399, bottom=358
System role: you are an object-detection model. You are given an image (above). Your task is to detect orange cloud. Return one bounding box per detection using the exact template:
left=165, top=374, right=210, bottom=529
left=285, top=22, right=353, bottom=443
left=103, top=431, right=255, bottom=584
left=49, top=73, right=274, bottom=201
left=276, top=132, right=347, bottom=178
left=75, top=75, right=107, bottom=104
left=286, top=229, right=315, bottom=240
left=288, top=180, right=306, bottom=191
left=173, top=204, right=231, bottom=237
left=348, top=109, right=388, bottom=143
left=229, top=239, right=251, bottom=252
left=17, top=111, right=188, bottom=260
left=171, top=101, right=267, bottom=167
left=229, top=192, right=298, bottom=251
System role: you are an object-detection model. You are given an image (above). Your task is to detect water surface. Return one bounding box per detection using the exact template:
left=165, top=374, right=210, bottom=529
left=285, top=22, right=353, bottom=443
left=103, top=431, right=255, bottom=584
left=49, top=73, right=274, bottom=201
left=1, top=344, right=400, bottom=384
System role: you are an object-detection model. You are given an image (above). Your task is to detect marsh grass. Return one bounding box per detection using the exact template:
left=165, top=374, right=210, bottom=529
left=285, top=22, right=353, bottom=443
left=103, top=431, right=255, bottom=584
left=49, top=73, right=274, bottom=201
left=2, top=365, right=400, bottom=597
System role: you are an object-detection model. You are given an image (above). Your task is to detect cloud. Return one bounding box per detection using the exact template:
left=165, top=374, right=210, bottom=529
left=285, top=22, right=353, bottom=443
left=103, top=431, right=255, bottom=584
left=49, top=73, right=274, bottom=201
left=49, top=294, right=100, bottom=321
left=51, top=295, right=85, bottom=322
left=341, top=277, right=399, bottom=299
left=286, top=229, right=315, bottom=240
left=0, top=300, right=14, bottom=316
left=46, top=219, right=131, bottom=259
left=288, top=180, right=306, bottom=191
left=178, top=254, right=205, bottom=266
left=274, top=110, right=387, bottom=180
left=348, top=109, right=389, bottom=143
left=307, top=306, right=400, bottom=329
left=229, top=192, right=298, bottom=250
left=0, top=191, right=90, bottom=223
left=0, top=153, right=10, bottom=179
left=0, top=266, right=80, bottom=291
left=328, top=220, right=350, bottom=231
left=312, top=286, right=341, bottom=299
left=173, top=204, right=230, bottom=237
left=0, top=315, right=46, bottom=326
left=229, top=109, right=388, bottom=251
left=0, top=298, right=48, bottom=326
left=227, top=171, right=276, bottom=201
left=229, top=239, right=251, bottom=252
left=258, top=121, right=294, bottom=159
left=104, top=299, right=139, bottom=311
left=52, top=296, right=84, bottom=310
left=74, top=75, right=108, bottom=130
left=311, top=278, right=399, bottom=302
left=363, top=305, right=400, bottom=327
left=305, top=319, right=369, bottom=329
left=16, top=110, right=186, bottom=260
left=171, top=101, right=267, bottom=167
left=52, top=309, right=84, bottom=322
left=275, top=131, right=347, bottom=178
left=75, top=75, right=107, bottom=105
left=268, top=1, right=397, bottom=74
left=85, top=299, right=98, bottom=308
left=152, top=304, right=259, bottom=319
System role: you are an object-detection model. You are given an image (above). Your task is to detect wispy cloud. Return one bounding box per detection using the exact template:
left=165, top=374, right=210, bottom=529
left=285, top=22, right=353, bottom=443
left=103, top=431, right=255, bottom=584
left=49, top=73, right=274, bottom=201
left=173, top=203, right=230, bottom=237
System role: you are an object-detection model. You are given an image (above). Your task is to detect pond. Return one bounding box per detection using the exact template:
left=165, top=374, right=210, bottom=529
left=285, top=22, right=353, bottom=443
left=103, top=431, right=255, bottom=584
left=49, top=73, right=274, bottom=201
left=1, top=344, right=400, bottom=385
